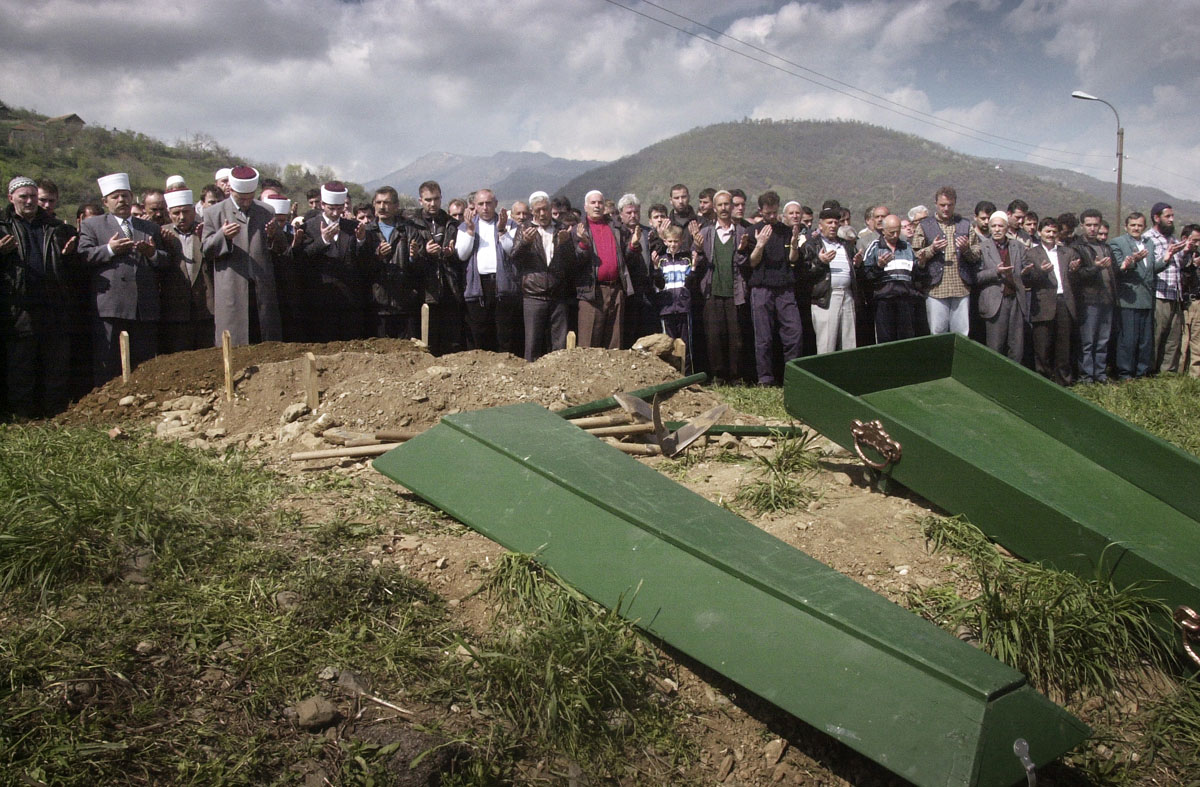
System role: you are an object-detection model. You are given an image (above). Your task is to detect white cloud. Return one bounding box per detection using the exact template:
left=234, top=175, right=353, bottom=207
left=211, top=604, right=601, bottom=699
left=0, top=0, right=1197, bottom=200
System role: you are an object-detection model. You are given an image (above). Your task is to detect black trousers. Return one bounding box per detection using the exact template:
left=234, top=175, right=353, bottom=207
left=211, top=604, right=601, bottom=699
left=5, top=330, right=71, bottom=418
left=464, top=275, right=523, bottom=356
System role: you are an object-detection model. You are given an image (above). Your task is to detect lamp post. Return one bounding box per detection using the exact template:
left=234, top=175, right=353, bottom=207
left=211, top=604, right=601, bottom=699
left=1072, top=90, right=1124, bottom=224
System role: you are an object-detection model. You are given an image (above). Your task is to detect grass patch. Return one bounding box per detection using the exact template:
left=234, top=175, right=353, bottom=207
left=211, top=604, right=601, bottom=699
left=451, top=553, right=690, bottom=781
left=0, top=425, right=279, bottom=599
left=910, top=515, right=1174, bottom=701
left=710, top=382, right=788, bottom=421
left=734, top=431, right=822, bottom=514
left=1074, top=374, right=1200, bottom=457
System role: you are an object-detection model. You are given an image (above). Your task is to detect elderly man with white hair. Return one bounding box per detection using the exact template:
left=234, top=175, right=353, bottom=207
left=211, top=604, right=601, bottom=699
left=574, top=189, right=642, bottom=349
left=975, top=210, right=1028, bottom=363
left=616, top=192, right=657, bottom=340
left=202, top=166, right=286, bottom=346
left=78, top=172, right=170, bottom=384
left=510, top=190, right=576, bottom=361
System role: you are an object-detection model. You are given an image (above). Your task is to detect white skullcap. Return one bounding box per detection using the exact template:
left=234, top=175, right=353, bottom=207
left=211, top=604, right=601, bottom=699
left=528, top=190, right=549, bottom=206
left=97, top=172, right=131, bottom=196
left=214, top=167, right=232, bottom=182
left=584, top=189, right=603, bottom=202
left=783, top=201, right=801, bottom=210
left=164, top=189, right=194, bottom=209
left=265, top=197, right=291, bottom=215
left=228, top=166, right=259, bottom=194
left=714, top=190, right=732, bottom=200
left=989, top=210, right=1009, bottom=224
left=165, top=175, right=186, bottom=190
left=321, top=182, right=348, bottom=205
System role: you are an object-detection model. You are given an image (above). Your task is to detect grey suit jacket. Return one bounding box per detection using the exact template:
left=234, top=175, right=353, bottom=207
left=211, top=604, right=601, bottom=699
left=976, top=237, right=1027, bottom=320
left=201, top=197, right=282, bottom=346
left=77, top=213, right=168, bottom=321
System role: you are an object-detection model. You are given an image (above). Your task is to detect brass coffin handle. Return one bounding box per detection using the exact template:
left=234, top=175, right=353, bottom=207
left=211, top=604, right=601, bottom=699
left=1176, top=605, right=1200, bottom=668
left=851, top=419, right=902, bottom=471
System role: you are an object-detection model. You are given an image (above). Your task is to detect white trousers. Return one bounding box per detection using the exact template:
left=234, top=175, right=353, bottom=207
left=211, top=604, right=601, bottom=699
left=926, top=295, right=970, bottom=336
left=812, top=287, right=857, bottom=354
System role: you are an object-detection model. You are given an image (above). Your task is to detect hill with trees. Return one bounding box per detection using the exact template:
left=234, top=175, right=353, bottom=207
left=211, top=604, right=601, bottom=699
left=364, top=150, right=604, bottom=203
left=0, top=100, right=365, bottom=215
left=555, top=118, right=1199, bottom=224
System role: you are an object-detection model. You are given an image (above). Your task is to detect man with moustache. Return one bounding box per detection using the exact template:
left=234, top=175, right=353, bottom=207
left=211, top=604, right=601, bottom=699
left=78, top=172, right=169, bottom=384
left=1, top=176, right=78, bottom=416
left=298, top=181, right=367, bottom=342
left=1110, top=212, right=1168, bottom=380
left=574, top=189, right=641, bottom=349
left=361, top=186, right=419, bottom=339
left=1022, top=217, right=1079, bottom=385
left=1071, top=209, right=1116, bottom=382
left=202, top=166, right=285, bottom=346
left=455, top=188, right=519, bottom=355
left=696, top=190, right=751, bottom=381
left=616, top=193, right=657, bottom=341
left=142, top=190, right=169, bottom=226
left=800, top=207, right=860, bottom=354
left=409, top=180, right=463, bottom=356
left=157, top=189, right=214, bottom=353
left=510, top=191, right=576, bottom=361
left=974, top=211, right=1027, bottom=363
left=913, top=186, right=977, bottom=336
left=1144, top=202, right=1189, bottom=372
left=742, top=191, right=803, bottom=384
left=862, top=214, right=922, bottom=344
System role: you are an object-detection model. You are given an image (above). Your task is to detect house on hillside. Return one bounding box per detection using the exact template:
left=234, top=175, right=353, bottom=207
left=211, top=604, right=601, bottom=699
left=0, top=101, right=13, bottom=121
left=47, top=113, right=85, bottom=129
left=8, top=122, right=45, bottom=145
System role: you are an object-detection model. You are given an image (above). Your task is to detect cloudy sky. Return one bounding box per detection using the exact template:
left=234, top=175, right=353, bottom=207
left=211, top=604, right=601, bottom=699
left=3, top=0, right=1199, bottom=199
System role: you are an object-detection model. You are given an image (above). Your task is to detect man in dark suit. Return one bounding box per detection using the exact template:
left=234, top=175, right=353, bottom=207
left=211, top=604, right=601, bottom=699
left=299, top=181, right=367, bottom=342
left=975, top=211, right=1028, bottom=364
left=78, top=172, right=169, bottom=385
left=158, top=189, right=213, bottom=353
left=1022, top=217, right=1079, bottom=385
left=510, top=190, right=576, bottom=361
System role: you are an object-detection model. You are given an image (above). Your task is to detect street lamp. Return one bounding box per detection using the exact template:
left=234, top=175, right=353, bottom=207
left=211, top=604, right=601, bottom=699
left=1072, top=90, right=1124, bottom=224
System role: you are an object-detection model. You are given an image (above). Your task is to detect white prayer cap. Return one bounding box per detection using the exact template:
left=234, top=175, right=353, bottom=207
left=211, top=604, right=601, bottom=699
left=989, top=210, right=1009, bottom=224
left=164, top=189, right=194, bottom=209
left=265, top=197, right=291, bottom=215
left=783, top=200, right=801, bottom=210
left=321, top=181, right=348, bottom=205
left=228, top=166, right=259, bottom=194
left=528, top=190, right=550, bottom=206
left=97, top=172, right=131, bottom=196
left=165, top=175, right=186, bottom=190
left=214, top=167, right=232, bottom=182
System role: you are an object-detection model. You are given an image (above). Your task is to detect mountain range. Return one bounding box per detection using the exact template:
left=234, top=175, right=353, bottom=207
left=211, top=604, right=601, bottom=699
left=534, top=118, right=1197, bottom=224
left=363, top=151, right=604, bottom=202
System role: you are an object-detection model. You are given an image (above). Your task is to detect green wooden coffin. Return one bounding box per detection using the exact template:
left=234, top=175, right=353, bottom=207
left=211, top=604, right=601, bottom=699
left=374, top=402, right=1088, bottom=787
left=783, top=333, right=1200, bottom=619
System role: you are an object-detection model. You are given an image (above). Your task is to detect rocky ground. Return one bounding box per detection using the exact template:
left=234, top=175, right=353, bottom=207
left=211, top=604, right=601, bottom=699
left=51, top=338, right=1029, bottom=785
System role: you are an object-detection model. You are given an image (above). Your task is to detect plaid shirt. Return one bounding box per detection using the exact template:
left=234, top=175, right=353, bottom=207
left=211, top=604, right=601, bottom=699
left=1145, top=227, right=1180, bottom=300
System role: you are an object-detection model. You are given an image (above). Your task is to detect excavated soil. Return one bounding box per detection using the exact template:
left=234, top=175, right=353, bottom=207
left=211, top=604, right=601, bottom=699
left=54, top=340, right=1069, bottom=785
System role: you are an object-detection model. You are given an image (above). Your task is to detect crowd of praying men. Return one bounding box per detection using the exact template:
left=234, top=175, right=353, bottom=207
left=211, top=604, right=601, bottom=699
left=2, top=166, right=1198, bottom=420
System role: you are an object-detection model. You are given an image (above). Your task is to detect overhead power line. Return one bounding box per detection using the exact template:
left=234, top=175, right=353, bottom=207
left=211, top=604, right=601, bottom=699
left=600, top=0, right=1116, bottom=175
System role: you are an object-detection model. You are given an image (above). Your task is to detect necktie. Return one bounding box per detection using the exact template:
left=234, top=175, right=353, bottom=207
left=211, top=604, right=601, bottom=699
left=120, top=218, right=132, bottom=238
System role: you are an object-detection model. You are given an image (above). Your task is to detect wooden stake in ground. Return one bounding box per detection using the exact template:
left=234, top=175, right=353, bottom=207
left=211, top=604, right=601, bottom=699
left=303, top=352, right=319, bottom=409
left=291, top=443, right=402, bottom=461
left=566, top=330, right=576, bottom=350
left=419, top=303, right=430, bottom=348
left=222, top=330, right=233, bottom=402
left=119, top=330, right=131, bottom=383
